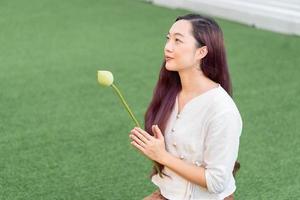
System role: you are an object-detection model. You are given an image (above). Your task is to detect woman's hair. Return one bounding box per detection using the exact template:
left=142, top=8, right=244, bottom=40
left=144, top=13, right=240, bottom=177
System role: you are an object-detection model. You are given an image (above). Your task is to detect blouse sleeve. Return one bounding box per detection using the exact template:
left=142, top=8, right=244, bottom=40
left=203, top=110, right=243, bottom=194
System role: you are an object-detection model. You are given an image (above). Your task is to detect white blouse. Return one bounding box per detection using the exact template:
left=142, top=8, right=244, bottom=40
left=151, top=84, right=243, bottom=200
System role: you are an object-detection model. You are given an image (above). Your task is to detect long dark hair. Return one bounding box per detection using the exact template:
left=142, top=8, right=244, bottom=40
left=144, top=13, right=240, bottom=177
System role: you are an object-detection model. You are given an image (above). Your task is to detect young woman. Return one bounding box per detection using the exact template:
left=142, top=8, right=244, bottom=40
left=129, top=13, right=243, bottom=200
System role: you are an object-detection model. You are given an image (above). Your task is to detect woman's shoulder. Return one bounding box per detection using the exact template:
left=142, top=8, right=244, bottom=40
left=205, top=86, right=243, bottom=135
left=208, top=86, right=242, bottom=119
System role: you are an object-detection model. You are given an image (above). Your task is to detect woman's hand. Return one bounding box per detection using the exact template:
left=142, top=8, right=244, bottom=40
left=129, top=125, right=167, bottom=164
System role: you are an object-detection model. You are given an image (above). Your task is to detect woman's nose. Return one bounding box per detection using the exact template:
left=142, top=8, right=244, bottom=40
left=164, top=41, right=173, bottom=52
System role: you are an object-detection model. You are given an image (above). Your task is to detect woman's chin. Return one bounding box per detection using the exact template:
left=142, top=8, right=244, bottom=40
left=165, top=64, right=178, bottom=71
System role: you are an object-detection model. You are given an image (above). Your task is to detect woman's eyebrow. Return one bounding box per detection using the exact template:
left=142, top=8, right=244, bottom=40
left=167, top=32, right=185, bottom=37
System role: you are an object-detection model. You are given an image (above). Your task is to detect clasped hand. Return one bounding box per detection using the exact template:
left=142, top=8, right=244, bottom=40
left=129, top=125, right=167, bottom=164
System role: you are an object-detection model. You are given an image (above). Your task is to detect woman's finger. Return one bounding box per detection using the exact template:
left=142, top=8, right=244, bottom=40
left=152, top=125, right=157, bottom=138
left=135, top=127, right=152, bottom=140
left=130, top=134, right=146, bottom=148
left=132, top=129, right=150, bottom=143
left=131, top=141, right=145, bottom=153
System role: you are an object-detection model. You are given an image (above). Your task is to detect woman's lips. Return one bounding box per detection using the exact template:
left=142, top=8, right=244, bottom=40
left=165, top=57, right=174, bottom=61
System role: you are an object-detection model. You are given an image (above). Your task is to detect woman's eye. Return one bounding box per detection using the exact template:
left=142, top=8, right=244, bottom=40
left=165, top=36, right=181, bottom=43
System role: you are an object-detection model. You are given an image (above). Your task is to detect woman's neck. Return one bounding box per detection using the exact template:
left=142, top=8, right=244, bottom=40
left=178, top=68, right=217, bottom=98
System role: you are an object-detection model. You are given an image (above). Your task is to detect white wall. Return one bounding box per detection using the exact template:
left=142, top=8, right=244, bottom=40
left=150, top=0, right=300, bottom=36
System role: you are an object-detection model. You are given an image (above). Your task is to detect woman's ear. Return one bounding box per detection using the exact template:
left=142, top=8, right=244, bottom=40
left=196, top=46, right=208, bottom=60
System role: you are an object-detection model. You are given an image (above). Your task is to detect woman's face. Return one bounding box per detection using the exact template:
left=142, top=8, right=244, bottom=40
left=164, top=20, right=201, bottom=72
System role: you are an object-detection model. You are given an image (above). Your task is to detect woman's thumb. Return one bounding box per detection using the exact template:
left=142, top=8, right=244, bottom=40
left=152, top=125, right=157, bottom=138
left=154, top=125, right=163, bottom=139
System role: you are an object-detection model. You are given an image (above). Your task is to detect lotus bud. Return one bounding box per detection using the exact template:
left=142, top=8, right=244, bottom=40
left=97, top=70, right=114, bottom=86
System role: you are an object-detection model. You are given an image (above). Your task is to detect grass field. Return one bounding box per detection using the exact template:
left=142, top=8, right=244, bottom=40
left=1, top=0, right=300, bottom=199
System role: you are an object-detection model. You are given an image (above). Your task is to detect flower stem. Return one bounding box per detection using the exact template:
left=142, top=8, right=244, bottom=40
left=111, top=83, right=141, bottom=127
left=111, top=83, right=163, bottom=178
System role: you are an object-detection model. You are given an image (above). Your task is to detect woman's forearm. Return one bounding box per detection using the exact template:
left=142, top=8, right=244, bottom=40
left=160, top=151, right=207, bottom=188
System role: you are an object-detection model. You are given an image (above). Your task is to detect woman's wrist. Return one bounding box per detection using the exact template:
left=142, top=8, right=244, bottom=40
left=159, top=151, right=172, bottom=166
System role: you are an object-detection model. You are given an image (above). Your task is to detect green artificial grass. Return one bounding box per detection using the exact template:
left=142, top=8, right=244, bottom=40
left=0, top=0, right=299, bottom=199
